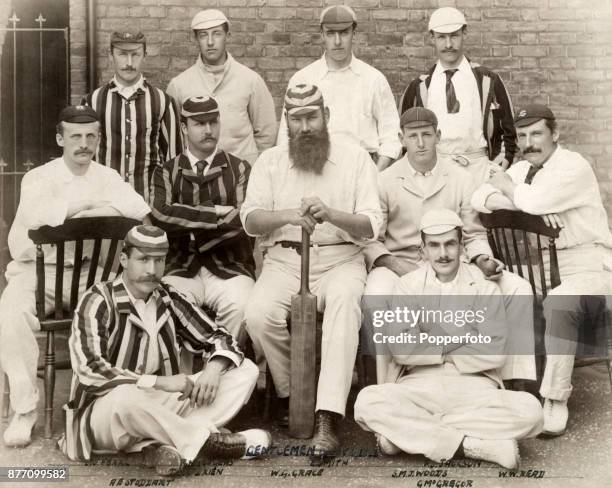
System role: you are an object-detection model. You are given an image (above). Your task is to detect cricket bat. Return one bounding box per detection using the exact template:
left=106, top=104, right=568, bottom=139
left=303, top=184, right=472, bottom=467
left=289, top=228, right=317, bottom=438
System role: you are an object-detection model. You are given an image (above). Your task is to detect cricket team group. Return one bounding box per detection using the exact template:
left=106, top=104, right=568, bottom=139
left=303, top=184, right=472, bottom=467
left=1, top=4, right=611, bottom=476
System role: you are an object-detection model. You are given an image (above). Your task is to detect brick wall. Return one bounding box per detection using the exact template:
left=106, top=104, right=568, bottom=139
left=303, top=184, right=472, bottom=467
left=69, top=0, right=612, bottom=213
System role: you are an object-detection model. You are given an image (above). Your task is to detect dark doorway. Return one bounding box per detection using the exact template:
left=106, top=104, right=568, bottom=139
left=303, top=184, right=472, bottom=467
left=0, top=0, right=70, bottom=280
left=0, top=0, right=70, bottom=229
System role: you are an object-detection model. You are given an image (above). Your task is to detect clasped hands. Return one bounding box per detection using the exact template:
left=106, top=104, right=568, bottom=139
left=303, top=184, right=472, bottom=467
left=286, top=196, right=333, bottom=234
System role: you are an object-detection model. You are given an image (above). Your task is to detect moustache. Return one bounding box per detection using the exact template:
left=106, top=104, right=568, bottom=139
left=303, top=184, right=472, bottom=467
left=523, top=147, right=541, bottom=154
left=137, top=276, right=161, bottom=284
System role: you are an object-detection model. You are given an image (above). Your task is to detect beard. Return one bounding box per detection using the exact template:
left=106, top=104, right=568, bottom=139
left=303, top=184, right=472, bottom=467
left=288, top=121, right=331, bottom=175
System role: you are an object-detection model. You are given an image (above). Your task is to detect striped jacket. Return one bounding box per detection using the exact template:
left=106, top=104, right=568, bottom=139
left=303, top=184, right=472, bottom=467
left=83, top=79, right=182, bottom=200
left=59, top=278, right=243, bottom=461
left=150, top=151, right=255, bottom=280
left=399, top=60, right=517, bottom=164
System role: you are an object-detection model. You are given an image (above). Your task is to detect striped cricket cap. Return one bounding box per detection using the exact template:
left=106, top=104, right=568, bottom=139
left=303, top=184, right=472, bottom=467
left=284, top=84, right=324, bottom=116
left=400, top=107, right=438, bottom=129
left=181, top=96, right=219, bottom=120
left=320, top=5, right=357, bottom=29
left=124, top=225, right=169, bottom=256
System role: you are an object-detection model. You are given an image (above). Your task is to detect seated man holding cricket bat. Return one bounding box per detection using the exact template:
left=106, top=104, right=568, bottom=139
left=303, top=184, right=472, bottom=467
left=355, top=209, right=543, bottom=469
left=240, top=84, right=382, bottom=456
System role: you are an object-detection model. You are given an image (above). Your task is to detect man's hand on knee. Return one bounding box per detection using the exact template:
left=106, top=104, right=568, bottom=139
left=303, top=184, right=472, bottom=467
left=154, top=374, right=194, bottom=400
left=191, top=357, right=232, bottom=407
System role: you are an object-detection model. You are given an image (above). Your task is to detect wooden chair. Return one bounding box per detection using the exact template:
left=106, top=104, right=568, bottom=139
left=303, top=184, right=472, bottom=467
left=479, top=210, right=612, bottom=390
left=27, top=216, right=140, bottom=438
left=479, top=209, right=561, bottom=297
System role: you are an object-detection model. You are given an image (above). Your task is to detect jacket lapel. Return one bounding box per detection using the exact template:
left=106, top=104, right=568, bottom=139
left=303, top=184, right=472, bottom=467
left=423, top=162, right=448, bottom=200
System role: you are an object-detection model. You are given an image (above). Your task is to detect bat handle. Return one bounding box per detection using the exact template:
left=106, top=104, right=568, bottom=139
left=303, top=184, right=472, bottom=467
left=300, top=228, right=310, bottom=292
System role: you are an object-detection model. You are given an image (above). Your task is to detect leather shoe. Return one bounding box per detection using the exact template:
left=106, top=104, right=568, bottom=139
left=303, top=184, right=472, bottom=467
left=142, top=445, right=185, bottom=476
left=199, top=429, right=271, bottom=460
left=310, top=410, right=340, bottom=458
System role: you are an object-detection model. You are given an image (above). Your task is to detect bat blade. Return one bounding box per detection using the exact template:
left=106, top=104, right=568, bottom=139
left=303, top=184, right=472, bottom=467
left=289, top=290, right=317, bottom=438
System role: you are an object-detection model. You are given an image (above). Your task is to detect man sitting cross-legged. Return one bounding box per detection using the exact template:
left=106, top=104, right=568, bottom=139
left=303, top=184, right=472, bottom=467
left=59, top=225, right=270, bottom=476
left=355, top=209, right=543, bottom=469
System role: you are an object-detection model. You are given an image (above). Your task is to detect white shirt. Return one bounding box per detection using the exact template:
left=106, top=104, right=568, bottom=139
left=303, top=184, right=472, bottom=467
left=8, top=157, right=150, bottom=263
left=122, top=277, right=161, bottom=375
left=240, top=139, right=382, bottom=247
left=409, top=161, right=440, bottom=196
left=185, top=146, right=218, bottom=177
left=471, top=146, right=612, bottom=251
left=427, top=56, right=487, bottom=155
left=112, top=74, right=145, bottom=100
left=278, top=54, right=402, bottom=159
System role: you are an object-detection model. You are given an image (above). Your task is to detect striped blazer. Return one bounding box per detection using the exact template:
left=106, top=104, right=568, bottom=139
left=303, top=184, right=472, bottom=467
left=83, top=79, right=182, bottom=201
left=399, top=60, right=517, bottom=165
left=59, top=278, right=243, bottom=461
left=150, top=151, right=255, bottom=280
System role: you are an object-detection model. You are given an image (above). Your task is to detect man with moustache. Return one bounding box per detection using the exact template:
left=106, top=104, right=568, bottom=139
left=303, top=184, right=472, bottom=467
left=363, top=107, right=535, bottom=383
left=0, top=106, right=151, bottom=447
left=241, top=84, right=381, bottom=454
left=167, top=9, right=276, bottom=164
left=83, top=31, right=181, bottom=201
left=355, top=209, right=543, bottom=469
left=399, top=7, right=517, bottom=182
left=277, top=5, right=401, bottom=171
left=150, top=96, right=254, bottom=338
left=471, top=104, right=612, bottom=435
left=60, top=225, right=270, bottom=474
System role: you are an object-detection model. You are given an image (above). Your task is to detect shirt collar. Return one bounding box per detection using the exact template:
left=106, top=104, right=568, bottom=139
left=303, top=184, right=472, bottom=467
left=528, top=144, right=561, bottom=171
left=433, top=55, right=470, bottom=76
left=120, top=275, right=157, bottom=307
left=110, top=75, right=146, bottom=97
left=197, top=52, right=233, bottom=73
left=185, top=146, right=218, bottom=171
left=318, top=53, right=362, bottom=78
left=408, top=160, right=438, bottom=177
left=55, top=157, right=99, bottom=183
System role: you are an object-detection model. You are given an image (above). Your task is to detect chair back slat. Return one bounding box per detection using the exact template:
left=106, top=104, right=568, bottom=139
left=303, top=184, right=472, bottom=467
left=549, top=238, right=561, bottom=289
left=27, top=217, right=141, bottom=325
left=500, top=229, right=514, bottom=273
left=70, top=240, right=84, bottom=310
left=522, top=230, right=537, bottom=295
left=35, top=245, right=45, bottom=319
left=510, top=229, right=524, bottom=278
left=86, top=239, right=103, bottom=288
left=54, top=242, right=65, bottom=319
left=536, top=235, right=548, bottom=297
left=102, top=239, right=120, bottom=281
left=479, top=210, right=561, bottom=298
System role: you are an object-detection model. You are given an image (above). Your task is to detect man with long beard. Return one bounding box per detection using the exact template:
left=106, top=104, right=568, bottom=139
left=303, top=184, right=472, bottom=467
left=241, top=84, right=381, bottom=455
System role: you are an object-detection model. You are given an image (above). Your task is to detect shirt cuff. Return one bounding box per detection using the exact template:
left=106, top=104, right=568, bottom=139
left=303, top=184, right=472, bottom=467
left=465, top=240, right=493, bottom=262
left=379, top=143, right=402, bottom=161
left=471, top=184, right=500, bottom=213
left=136, top=374, right=157, bottom=389
left=209, top=351, right=242, bottom=370
left=240, top=206, right=267, bottom=237
left=364, top=244, right=391, bottom=271
left=359, top=212, right=382, bottom=242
